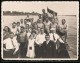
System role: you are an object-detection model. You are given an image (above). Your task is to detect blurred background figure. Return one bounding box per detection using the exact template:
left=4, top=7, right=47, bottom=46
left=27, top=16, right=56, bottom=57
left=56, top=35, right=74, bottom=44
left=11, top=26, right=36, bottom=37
left=3, top=26, right=11, bottom=40
left=42, top=9, right=48, bottom=22
left=20, top=19, right=24, bottom=27
left=11, top=22, right=17, bottom=36
left=16, top=22, right=20, bottom=35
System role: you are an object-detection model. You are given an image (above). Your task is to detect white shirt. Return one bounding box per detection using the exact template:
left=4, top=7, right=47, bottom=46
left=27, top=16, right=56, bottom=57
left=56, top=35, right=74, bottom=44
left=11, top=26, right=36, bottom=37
left=53, top=33, right=64, bottom=43
left=49, top=33, right=54, bottom=41
left=3, top=36, right=19, bottom=50
left=28, top=39, right=35, bottom=47
left=27, top=32, right=31, bottom=38
left=35, top=33, right=45, bottom=45
left=53, top=33, right=64, bottom=49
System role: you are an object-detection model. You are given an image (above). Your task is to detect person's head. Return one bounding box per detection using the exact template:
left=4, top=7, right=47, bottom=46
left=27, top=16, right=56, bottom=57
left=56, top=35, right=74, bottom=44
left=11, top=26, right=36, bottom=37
left=38, top=14, right=41, bottom=19
left=50, top=30, right=54, bottom=34
left=40, top=19, right=42, bottom=23
left=12, top=22, right=16, bottom=28
left=4, top=26, right=11, bottom=32
left=32, top=31, right=36, bottom=36
left=62, top=19, right=66, bottom=25
left=45, top=34, right=50, bottom=41
left=20, top=26, right=25, bottom=33
left=24, top=19, right=27, bottom=24
left=42, top=9, right=45, bottom=13
left=20, top=19, right=23, bottom=24
left=29, top=34, right=33, bottom=40
left=17, top=22, right=20, bottom=27
left=41, top=28, right=44, bottom=34
left=27, top=14, right=29, bottom=18
left=38, top=27, right=41, bottom=34
left=25, top=24, right=29, bottom=29
left=52, top=18, right=55, bottom=23
left=10, top=32, right=14, bottom=39
left=45, top=16, right=49, bottom=22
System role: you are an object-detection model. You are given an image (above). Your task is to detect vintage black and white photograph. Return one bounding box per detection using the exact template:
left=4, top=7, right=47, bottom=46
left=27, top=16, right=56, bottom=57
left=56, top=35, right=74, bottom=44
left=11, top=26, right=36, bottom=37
left=1, top=1, right=79, bottom=60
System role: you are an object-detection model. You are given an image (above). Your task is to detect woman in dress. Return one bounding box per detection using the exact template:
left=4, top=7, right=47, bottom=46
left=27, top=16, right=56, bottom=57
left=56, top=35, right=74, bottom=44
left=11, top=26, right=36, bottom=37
left=26, top=32, right=35, bottom=58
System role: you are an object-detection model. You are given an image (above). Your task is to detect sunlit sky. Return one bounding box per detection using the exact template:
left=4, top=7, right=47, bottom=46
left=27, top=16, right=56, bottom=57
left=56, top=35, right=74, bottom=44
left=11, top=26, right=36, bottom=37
left=2, top=1, right=79, bottom=15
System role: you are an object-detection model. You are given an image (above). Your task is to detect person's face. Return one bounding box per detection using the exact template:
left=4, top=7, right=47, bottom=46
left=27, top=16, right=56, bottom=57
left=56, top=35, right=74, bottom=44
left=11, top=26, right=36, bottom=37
left=3, top=30, right=6, bottom=35
left=20, top=27, right=24, bottom=32
left=24, top=20, right=27, bottom=24
left=30, top=35, right=33, bottom=40
left=26, top=24, right=29, bottom=29
left=62, top=20, right=66, bottom=24
left=40, top=20, right=42, bottom=23
left=45, top=35, right=50, bottom=41
left=26, top=29, right=29, bottom=33
left=38, top=28, right=40, bottom=33
left=33, top=32, right=36, bottom=36
left=42, top=9, right=45, bottom=13
left=17, top=23, right=20, bottom=26
left=12, top=23, right=16, bottom=28
left=10, top=33, right=14, bottom=39
left=4, top=27, right=8, bottom=32
left=21, top=20, right=23, bottom=24
left=52, top=19, right=55, bottom=23
left=50, top=30, right=53, bottom=33
left=41, top=29, right=44, bottom=34
left=46, top=18, right=48, bottom=22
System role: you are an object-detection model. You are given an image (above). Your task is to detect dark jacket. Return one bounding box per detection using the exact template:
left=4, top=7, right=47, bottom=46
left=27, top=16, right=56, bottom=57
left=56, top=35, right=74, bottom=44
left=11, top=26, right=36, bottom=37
left=41, top=40, right=56, bottom=58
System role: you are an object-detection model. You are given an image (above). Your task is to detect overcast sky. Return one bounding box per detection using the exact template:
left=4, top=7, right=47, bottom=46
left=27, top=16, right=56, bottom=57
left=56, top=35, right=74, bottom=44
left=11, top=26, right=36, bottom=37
left=2, top=1, right=79, bottom=15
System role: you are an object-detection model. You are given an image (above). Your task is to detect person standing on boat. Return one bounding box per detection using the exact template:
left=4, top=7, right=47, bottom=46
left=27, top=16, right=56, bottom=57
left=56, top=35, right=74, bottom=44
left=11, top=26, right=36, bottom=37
left=3, top=26, right=11, bottom=40
left=44, top=17, right=51, bottom=34
left=60, top=19, right=68, bottom=43
left=3, top=32, right=19, bottom=58
left=26, top=32, right=35, bottom=58
left=35, top=28, right=45, bottom=58
left=50, top=18, right=57, bottom=33
left=41, top=34, right=56, bottom=58
left=42, top=9, right=48, bottom=22
left=17, top=26, right=28, bottom=58
left=20, top=19, right=25, bottom=27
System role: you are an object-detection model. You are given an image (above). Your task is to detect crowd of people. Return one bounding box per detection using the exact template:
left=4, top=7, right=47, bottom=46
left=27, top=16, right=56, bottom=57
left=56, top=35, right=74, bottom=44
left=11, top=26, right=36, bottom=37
left=3, top=9, right=69, bottom=58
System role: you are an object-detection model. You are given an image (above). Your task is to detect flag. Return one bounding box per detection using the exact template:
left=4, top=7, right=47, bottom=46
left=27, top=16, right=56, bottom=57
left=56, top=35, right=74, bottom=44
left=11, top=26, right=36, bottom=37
left=47, top=7, right=57, bottom=17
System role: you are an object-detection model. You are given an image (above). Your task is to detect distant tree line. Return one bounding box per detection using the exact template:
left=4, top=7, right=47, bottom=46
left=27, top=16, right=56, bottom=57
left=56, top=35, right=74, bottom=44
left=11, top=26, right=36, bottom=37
left=3, top=11, right=40, bottom=16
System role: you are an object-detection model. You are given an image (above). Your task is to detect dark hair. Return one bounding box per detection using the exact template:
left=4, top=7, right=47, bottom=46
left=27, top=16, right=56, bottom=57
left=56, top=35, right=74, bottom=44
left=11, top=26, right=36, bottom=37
left=42, top=9, right=45, bottom=12
left=45, top=34, right=50, bottom=37
left=4, top=26, right=11, bottom=32
left=31, top=31, right=36, bottom=34
left=12, top=22, right=16, bottom=25
left=17, top=22, right=20, bottom=24
left=20, top=26, right=25, bottom=29
left=62, top=19, right=66, bottom=22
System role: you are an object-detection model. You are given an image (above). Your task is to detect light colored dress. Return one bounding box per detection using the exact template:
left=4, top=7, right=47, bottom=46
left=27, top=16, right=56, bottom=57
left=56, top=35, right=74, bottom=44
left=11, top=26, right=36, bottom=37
left=26, top=39, right=35, bottom=58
